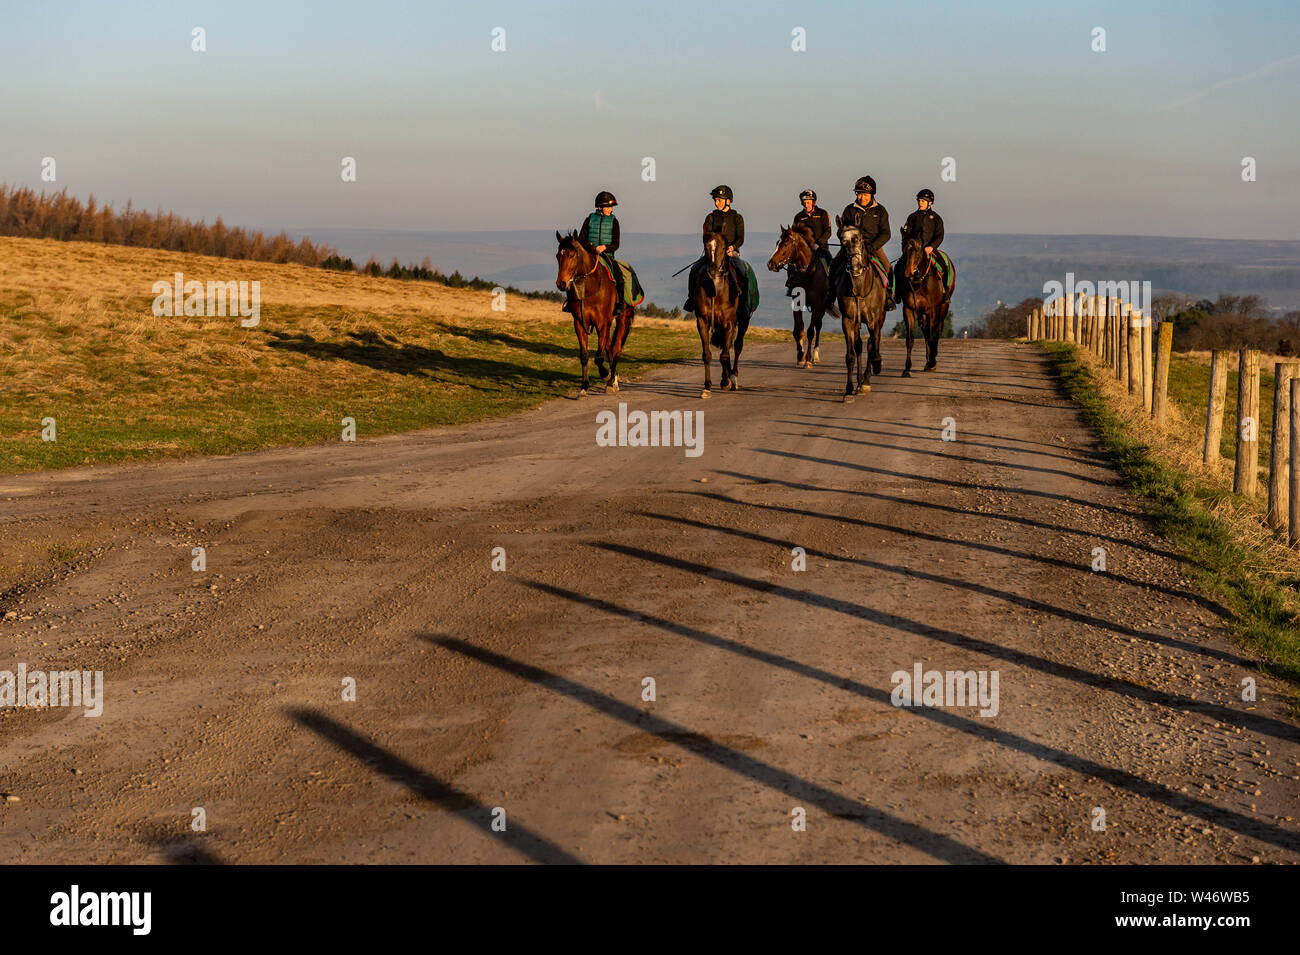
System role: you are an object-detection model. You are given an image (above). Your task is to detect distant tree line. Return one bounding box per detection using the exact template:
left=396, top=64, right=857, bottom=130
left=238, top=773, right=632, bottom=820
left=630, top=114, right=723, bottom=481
left=967, top=298, right=1040, bottom=338
left=0, top=184, right=334, bottom=266
left=2, top=184, right=683, bottom=318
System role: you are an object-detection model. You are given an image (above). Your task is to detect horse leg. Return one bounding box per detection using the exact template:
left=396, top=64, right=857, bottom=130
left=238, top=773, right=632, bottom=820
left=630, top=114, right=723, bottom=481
left=857, top=320, right=869, bottom=394
left=841, top=313, right=857, bottom=402
left=810, top=304, right=822, bottom=364
left=924, top=310, right=938, bottom=371
left=697, top=317, right=713, bottom=398
left=871, top=307, right=884, bottom=375
left=902, top=304, right=915, bottom=378
left=726, top=322, right=741, bottom=391
left=574, top=315, right=591, bottom=397
left=607, top=306, right=633, bottom=392
left=792, top=307, right=806, bottom=366
left=595, top=317, right=615, bottom=390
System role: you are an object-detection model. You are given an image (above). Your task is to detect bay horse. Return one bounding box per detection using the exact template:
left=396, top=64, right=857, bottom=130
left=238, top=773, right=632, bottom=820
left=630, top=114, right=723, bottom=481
left=833, top=220, right=887, bottom=403
left=690, top=229, right=748, bottom=398
left=898, top=236, right=952, bottom=374
left=555, top=231, right=634, bottom=397
left=766, top=224, right=836, bottom=368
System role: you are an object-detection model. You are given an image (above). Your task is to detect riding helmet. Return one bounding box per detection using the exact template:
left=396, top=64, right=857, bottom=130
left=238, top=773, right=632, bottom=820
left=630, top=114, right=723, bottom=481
left=854, top=176, right=876, bottom=195
left=799, top=189, right=817, bottom=202
left=594, top=190, right=618, bottom=208
left=916, top=188, right=935, bottom=203
left=710, top=185, right=734, bottom=201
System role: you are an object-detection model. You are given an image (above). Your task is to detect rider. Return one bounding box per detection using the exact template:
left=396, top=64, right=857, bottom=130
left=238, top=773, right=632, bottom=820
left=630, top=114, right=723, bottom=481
left=683, top=185, right=747, bottom=313
left=571, top=190, right=625, bottom=315
left=787, top=188, right=832, bottom=296
left=896, top=188, right=947, bottom=301
left=825, top=176, right=894, bottom=312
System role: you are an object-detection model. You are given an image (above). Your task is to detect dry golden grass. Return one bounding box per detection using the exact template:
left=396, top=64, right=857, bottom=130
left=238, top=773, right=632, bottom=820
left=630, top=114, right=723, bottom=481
left=1, top=236, right=744, bottom=473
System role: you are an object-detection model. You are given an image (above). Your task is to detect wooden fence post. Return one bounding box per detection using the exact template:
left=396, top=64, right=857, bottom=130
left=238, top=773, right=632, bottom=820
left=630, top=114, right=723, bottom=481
left=1268, top=363, right=1299, bottom=528
left=1126, top=307, right=1140, bottom=395
left=1234, top=348, right=1260, bottom=496
left=1291, top=378, right=1300, bottom=548
left=1064, top=293, right=1075, bottom=344
left=1140, top=311, right=1153, bottom=411
left=1151, top=321, right=1174, bottom=425
left=1203, top=349, right=1228, bottom=468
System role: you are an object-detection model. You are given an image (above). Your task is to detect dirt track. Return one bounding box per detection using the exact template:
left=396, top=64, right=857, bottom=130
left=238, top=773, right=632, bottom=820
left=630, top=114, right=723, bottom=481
left=2, top=338, right=1298, bottom=864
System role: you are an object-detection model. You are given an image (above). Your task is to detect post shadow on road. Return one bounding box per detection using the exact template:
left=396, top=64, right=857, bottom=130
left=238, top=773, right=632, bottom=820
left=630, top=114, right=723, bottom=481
left=771, top=429, right=1120, bottom=489
left=687, top=484, right=1233, bottom=623
left=286, top=707, right=582, bottom=865
left=774, top=418, right=1112, bottom=468
left=711, top=469, right=1192, bottom=569
left=754, top=446, right=1147, bottom=521
left=640, top=503, right=1259, bottom=673
left=789, top=412, right=1070, bottom=452
left=518, top=578, right=1300, bottom=857
left=420, top=634, right=1005, bottom=864
left=140, top=827, right=225, bottom=865
left=590, top=540, right=1299, bottom=747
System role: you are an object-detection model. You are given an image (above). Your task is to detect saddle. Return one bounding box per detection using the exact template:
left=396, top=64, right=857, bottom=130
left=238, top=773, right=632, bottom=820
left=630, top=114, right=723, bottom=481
left=597, top=257, right=646, bottom=307
left=930, top=251, right=955, bottom=294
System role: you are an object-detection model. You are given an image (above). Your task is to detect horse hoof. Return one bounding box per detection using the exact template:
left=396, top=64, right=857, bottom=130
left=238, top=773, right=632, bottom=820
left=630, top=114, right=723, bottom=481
left=578, top=389, right=588, bottom=399
left=843, top=394, right=854, bottom=404
left=701, top=389, right=711, bottom=399
left=813, top=349, right=820, bottom=364
left=872, top=363, right=883, bottom=375
left=607, top=380, right=619, bottom=394
left=729, top=380, right=740, bottom=391
left=861, top=384, right=871, bottom=394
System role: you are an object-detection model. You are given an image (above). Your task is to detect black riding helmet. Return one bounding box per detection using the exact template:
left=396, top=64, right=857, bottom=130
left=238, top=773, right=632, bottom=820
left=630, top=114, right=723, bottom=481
left=710, top=185, right=734, bottom=201
left=799, top=189, right=817, bottom=202
left=594, top=190, right=617, bottom=208
left=916, top=188, right=935, bottom=203
left=854, top=176, right=876, bottom=195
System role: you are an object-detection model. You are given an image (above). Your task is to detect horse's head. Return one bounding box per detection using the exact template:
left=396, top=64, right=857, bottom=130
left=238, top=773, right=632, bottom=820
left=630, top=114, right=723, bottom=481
left=555, top=230, right=593, bottom=289
left=839, top=225, right=866, bottom=275
left=703, top=229, right=727, bottom=272
left=767, top=226, right=795, bottom=272
left=901, top=236, right=928, bottom=283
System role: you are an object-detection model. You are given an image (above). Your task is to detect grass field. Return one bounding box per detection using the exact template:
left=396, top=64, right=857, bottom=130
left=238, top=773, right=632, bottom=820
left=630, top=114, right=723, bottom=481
left=0, top=237, right=782, bottom=473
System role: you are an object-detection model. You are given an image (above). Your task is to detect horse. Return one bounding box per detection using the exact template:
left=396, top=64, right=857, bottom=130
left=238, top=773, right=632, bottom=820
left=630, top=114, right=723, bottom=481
left=689, top=229, right=749, bottom=398
left=766, top=224, right=836, bottom=368
left=554, top=230, right=634, bottom=397
left=898, top=236, right=952, bottom=374
left=832, top=219, right=887, bottom=403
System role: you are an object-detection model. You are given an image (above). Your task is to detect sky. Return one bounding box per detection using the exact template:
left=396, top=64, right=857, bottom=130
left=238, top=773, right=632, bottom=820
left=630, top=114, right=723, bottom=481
left=2, top=0, right=1298, bottom=240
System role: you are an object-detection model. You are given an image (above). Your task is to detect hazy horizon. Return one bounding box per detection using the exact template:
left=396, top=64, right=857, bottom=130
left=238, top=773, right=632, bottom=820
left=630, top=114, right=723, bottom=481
left=4, top=0, right=1298, bottom=241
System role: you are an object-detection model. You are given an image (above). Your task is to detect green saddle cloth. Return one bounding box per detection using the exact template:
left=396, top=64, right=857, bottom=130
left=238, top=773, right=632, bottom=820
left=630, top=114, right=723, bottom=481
left=931, top=251, right=955, bottom=293
left=736, top=259, right=760, bottom=311
left=599, top=257, right=645, bottom=307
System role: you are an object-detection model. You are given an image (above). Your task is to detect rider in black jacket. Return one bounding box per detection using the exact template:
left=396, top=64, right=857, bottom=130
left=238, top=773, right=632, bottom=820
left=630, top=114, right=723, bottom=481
left=825, top=176, right=894, bottom=311
left=684, top=185, right=748, bottom=313
left=895, top=188, right=948, bottom=301
left=788, top=189, right=832, bottom=296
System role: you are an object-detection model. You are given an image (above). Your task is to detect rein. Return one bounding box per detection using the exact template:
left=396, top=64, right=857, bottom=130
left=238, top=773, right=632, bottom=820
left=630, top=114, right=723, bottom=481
left=563, top=242, right=600, bottom=300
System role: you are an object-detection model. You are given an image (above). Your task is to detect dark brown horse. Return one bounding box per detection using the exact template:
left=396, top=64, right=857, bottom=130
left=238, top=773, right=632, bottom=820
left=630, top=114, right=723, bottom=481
left=898, top=236, right=952, bottom=374
left=555, top=231, right=634, bottom=397
left=766, top=224, right=836, bottom=368
left=832, top=220, right=887, bottom=402
left=690, top=229, right=748, bottom=397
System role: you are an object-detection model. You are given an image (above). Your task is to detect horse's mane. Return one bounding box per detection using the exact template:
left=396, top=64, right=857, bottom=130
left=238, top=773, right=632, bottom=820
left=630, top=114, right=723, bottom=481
left=562, top=230, right=595, bottom=254
left=791, top=223, right=815, bottom=244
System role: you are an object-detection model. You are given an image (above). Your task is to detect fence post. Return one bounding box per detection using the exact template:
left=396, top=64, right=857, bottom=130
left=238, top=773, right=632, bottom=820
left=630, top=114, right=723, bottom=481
left=1140, top=311, right=1153, bottom=411
left=1126, top=307, right=1140, bottom=395
left=1291, top=378, right=1300, bottom=548
left=1234, top=348, right=1260, bottom=496
left=1064, top=293, right=1074, bottom=344
left=1203, top=349, right=1228, bottom=468
left=1268, top=363, right=1299, bottom=528
left=1151, top=321, right=1174, bottom=425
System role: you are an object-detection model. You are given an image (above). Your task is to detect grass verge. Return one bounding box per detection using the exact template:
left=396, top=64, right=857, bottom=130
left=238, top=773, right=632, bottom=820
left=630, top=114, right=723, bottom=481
left=1043, top=342, right=1300, bottom=707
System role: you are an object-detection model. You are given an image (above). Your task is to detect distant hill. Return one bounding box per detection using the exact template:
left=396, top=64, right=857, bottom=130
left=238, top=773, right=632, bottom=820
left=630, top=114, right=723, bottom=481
left=290, top=228, right=1300, bottom=331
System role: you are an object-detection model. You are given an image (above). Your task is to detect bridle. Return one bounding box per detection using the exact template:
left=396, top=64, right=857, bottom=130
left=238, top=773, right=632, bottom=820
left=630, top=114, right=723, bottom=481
left=558, top=239, right=599, bottom=301
left=904, top=240, right=932, bottom=291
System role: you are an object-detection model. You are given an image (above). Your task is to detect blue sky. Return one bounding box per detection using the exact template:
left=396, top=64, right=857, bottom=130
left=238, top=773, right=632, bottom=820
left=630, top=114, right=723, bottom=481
left=2, top=0, right=1297, bottom=238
